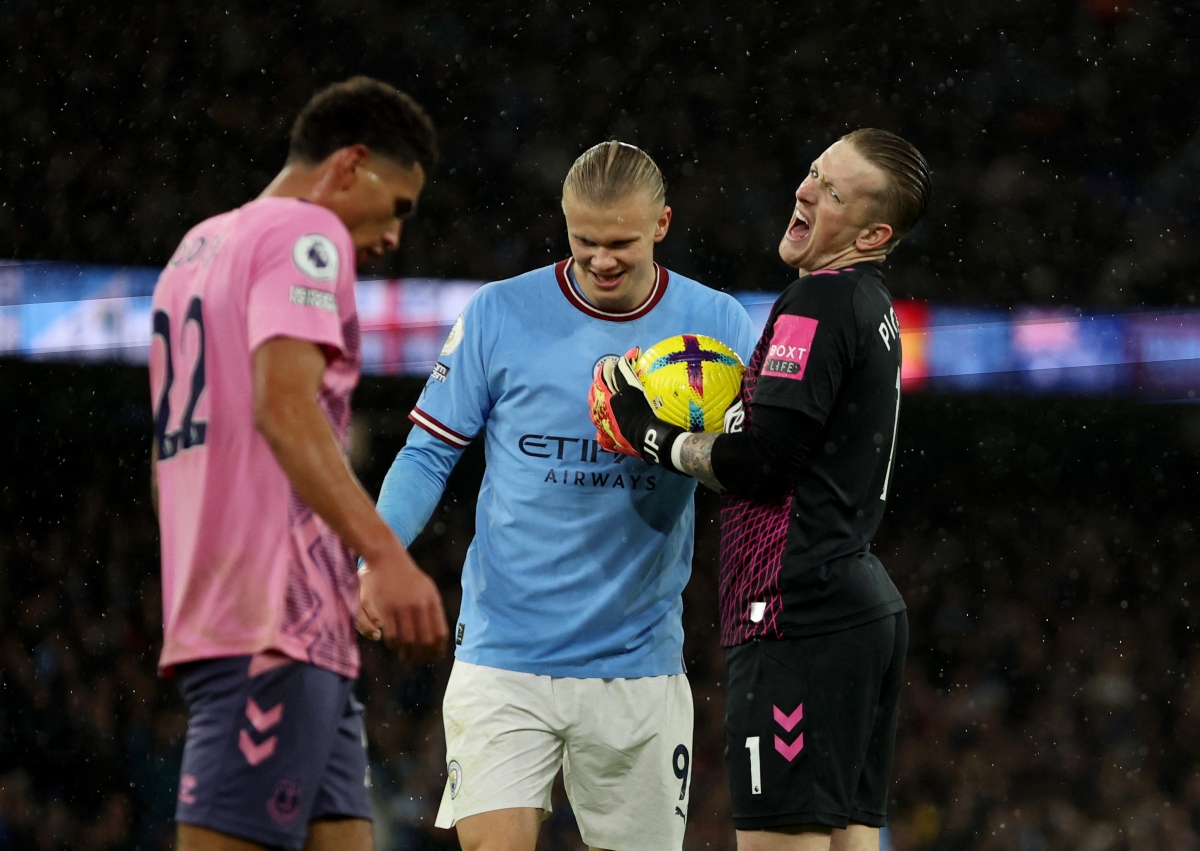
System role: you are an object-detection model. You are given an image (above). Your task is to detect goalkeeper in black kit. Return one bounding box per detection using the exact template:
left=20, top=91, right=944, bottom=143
left=591, top=128, right=931, bottom=851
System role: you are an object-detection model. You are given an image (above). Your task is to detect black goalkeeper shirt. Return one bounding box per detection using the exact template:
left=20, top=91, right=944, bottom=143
left=718, top=262, right=906, bottom=646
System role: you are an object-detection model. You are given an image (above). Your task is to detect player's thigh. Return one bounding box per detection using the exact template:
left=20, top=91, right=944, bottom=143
left=849, top=612, right=908, bottom=828
left=735, top=825, right=833, bottom=851
left=308, top=689, right=372, bottom=826
left=564, top=674, right=694, bottom=851
left=830, top=823, right=881, bottom=851
left=434, top=661, right=564, bottom=830
left=455, top=807, right=543, bottom=851
left=724, top=619, right=901, bottom=834
left=174, top=655, right=355, bottom=849
left=177, top=823, right=269, bottom=851
left=301, top=817, right=373, bottom=851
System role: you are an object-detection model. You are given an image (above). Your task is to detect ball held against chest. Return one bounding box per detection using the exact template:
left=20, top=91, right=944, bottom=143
left=634, top=334, right=745, bottom=433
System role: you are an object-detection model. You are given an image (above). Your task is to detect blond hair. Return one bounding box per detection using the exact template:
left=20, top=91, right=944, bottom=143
left=840, top=128, right=931, bottom=248
left=562, top=141, right=665, bottom=207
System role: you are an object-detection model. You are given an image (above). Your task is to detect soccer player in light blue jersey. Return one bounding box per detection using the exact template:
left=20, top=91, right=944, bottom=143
left=366, top=141, right=756, bottom=851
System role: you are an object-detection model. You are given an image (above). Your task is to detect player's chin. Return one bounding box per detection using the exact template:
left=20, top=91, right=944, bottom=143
left=777, top=237, right=806, bottom=269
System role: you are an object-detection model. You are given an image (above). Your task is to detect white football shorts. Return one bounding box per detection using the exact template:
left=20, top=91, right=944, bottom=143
left=434, top=660, right=694, bottom=851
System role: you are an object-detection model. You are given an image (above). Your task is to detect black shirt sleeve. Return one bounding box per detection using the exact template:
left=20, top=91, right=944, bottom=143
left=710, top=404, right=824, bottom=500
left=751, top=276, right=859, bottom=425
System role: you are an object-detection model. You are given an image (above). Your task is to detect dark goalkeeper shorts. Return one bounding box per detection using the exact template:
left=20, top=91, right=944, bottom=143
left=723, top=611, right=908, bottom=831
left=174, top=655, right=373, bottom=849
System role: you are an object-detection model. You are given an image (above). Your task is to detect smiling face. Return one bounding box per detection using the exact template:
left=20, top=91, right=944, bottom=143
left=562, top=188, right=671, bottom=312
left=310, top=145, right=427, bottom=263
left=778, top=139, right=894, bottom=273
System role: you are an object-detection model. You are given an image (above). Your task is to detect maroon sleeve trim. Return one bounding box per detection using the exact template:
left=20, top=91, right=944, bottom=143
left=408, top=407, right=473, bottom=448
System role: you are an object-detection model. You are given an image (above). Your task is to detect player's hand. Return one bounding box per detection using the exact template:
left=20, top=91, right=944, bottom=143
left=722, top=399, right=745, bottom=434
left=589, top=348, right=647, bottom=457
left=590, top=348, right=688, bottom=468
left=356, top=551, right=449, bottom=664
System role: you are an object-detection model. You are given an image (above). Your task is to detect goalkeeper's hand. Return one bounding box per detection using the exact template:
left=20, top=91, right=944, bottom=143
left=589, top=348, right=687, bottom=469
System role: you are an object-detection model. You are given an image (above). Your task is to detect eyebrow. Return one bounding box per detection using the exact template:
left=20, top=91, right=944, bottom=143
left=812, top=163, right=839, bottom=194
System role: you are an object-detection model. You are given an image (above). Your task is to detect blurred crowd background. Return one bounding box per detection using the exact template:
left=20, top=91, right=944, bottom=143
left=4, top=0, right=1200, bottom=849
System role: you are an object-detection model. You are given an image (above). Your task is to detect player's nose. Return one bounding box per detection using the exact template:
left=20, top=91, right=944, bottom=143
left=381, top=221, right=401, bottom=253
left=592, top=249, right=618, bottom=269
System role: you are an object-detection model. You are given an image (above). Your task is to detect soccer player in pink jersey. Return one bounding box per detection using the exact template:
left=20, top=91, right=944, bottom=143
left=149, top=77, right=448, bottom=851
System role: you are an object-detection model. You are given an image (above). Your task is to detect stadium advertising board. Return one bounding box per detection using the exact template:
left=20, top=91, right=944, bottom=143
left=1, top=262, right=1197, bottom=401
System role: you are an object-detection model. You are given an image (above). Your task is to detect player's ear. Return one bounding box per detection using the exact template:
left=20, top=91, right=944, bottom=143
left=327, top=145, right=370, bottom=190
left=653, top=206, right=672, bottom=243
left=856, top=221, right=892, bottom=253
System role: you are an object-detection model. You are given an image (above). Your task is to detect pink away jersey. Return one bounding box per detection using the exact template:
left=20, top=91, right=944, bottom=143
left=150, top=197, right=363, bottom=678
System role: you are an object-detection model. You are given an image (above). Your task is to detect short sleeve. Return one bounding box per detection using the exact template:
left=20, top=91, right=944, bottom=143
left=246, top=209, right=354, bottom=356
left=751, top=278, right=858, bottom=425
left=408, top=287, right=494, bottom=448
left=730, top=299, right=758, bottom=365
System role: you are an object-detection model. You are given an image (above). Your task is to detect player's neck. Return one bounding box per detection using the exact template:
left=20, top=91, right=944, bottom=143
left=259, top=164, right=321, bottom=201
left=804, top=247, right=887, bottom=275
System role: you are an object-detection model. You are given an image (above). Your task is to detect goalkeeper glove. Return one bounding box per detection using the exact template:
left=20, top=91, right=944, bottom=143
left=589, top=348, right=687, bottom=472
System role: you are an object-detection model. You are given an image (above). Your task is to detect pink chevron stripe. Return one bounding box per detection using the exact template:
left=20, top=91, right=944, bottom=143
left=238, top=730, right=277, bottom=766
left=775, top=733, right=804, bottom=762
left=177, top=774, right=198, bottom=805
left=245, top=698, right=284, bottom=733
left=773, top=703, right=803, bottom=732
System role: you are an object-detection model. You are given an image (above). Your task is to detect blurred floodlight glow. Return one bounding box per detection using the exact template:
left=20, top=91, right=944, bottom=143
left=0, top=263, right=1197, bottom=401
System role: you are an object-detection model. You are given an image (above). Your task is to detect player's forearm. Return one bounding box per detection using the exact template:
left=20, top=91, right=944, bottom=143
left=257, top=396, right=402, bottom=564
left=377, top=430, right=460, bottom=547
left=675, top=432, right=725, bottom=493
left=705, top=406, right=822, bottom=501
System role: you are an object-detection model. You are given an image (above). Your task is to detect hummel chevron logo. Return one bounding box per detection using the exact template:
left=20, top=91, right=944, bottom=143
left=773, top=703, right=803, bottom=732
left=238, top=730, right=278, bottom=766
left=178, top=774, right=198, bottom=805
left=775, top=733, right=804, bottom=762
left=773, top=703, right=804, bottom=762
left=246, top=698, right=284, bottom=733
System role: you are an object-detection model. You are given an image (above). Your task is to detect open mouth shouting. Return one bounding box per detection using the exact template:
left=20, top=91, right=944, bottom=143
left=784, top=205, right=811, bottom=243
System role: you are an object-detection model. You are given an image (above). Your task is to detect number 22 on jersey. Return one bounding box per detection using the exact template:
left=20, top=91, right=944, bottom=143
left=151, top=296, right=208, bottom=460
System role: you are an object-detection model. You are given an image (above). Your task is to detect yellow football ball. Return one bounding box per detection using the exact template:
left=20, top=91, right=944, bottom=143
left=635, top=335, right=745, bottom=433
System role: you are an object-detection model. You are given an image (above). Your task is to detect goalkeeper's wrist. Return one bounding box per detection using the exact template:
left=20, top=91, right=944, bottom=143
left=639, top=420, right=687, bottom=474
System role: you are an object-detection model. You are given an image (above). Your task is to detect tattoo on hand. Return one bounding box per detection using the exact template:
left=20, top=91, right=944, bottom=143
left=679, top=432, right=724, bottom=493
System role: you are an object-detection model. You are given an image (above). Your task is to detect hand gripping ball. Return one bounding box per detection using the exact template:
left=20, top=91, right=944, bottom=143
left=634, top=334, right=745, bottom=433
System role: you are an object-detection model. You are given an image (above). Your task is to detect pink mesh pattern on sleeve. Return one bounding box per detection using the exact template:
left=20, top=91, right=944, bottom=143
left=718, top=323, right=794, bottom=647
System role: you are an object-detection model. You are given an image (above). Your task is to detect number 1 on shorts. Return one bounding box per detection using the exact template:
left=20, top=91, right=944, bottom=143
left=745, top=736, right=762, bottom=795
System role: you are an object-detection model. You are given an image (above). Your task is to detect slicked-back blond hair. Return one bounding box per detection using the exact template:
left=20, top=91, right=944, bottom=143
left=840, top=128, right=931, bottom=248
left=562, top=141, right=666, bottom=208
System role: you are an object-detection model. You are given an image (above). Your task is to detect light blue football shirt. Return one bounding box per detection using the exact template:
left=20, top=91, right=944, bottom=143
left=377, top=260, right=756, bottom=677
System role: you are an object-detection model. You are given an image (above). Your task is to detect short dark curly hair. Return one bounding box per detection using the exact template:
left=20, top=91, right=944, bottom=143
left=288, top=76, right=438, bottom=173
